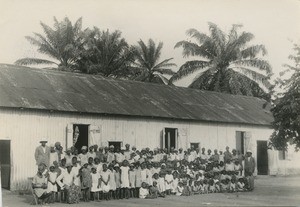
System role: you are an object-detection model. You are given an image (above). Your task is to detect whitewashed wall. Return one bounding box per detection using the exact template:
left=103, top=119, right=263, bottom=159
left=0, top=108, right=281, bottom=190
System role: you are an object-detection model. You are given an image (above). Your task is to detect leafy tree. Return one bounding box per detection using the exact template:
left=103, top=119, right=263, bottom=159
left=171, top=23, right=272, bottom=99
left=270, top=44, right=300, bottom=150
left=131, top=39, right=176, bottom=84
left=77, top=27, right=136, bottom=78
left=15, top=17, right=84, bottom=70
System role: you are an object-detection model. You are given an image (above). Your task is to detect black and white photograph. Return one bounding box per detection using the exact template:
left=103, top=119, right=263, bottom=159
left=0, top=0, right=300, bottom=206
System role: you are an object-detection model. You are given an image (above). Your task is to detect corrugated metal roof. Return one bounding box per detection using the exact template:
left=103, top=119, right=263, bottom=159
left=0, top=64, right=273, bottom=125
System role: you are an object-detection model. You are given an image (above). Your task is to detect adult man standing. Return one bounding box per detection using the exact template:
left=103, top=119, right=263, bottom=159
left=35, top=140, right=50, bottom=167
left=244, top=150, right=255, bottom=191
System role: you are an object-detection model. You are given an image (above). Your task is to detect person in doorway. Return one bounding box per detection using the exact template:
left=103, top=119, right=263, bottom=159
left=35, top=140, right=50, bottom=167
left=244, top=150, right=255, bottom=191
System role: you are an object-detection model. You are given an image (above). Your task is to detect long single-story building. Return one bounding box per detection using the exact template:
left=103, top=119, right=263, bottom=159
left=0, top=64, right=299, bottom=191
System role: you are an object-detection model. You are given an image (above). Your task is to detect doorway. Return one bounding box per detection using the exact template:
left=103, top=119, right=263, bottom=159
left=163, top=128, right=177, bottom=152
left=190, top=142, right=200, bottom=150
left=257, top=140, right=268, bottom=175
left=73, top=124, right=89, bottom=153
left=236, top=131, right=245, bottom=154
left=108, top=141, right=122, bottom=152
left=0, top=140, right=11, bottom=190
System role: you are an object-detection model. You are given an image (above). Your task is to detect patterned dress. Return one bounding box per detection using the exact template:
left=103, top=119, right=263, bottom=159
left=81, top=168, right=92, bottom=189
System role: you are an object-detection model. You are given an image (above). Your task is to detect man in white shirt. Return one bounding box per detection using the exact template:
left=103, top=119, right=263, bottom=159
left=56, top=164, right=76, bottom=189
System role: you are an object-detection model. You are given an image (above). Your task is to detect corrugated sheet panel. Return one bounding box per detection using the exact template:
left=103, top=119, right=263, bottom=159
left=0, top=64, right=273, bottom=125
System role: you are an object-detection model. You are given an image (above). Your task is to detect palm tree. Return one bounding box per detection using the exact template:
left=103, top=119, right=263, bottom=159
left=15, top=17, right=84, bottom=70
left=171, top=23, right=272, bottom=98
left=131, top=39, right=176, bottom=84
left=77, top=27, right=135, bottom=78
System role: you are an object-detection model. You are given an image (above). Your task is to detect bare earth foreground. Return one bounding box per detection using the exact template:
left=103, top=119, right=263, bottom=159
left=2, top=176, right=300, bottom=207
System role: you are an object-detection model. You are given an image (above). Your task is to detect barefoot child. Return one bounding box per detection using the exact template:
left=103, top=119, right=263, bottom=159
left=47, top=165, right=58, bottom=203
left=120, top=160, right=130, bottom=199
left=90, top=167, right=101, bottom=201
left=129, top=164, right=136, bottom=198
left=100, top=164, right=110, bottom=200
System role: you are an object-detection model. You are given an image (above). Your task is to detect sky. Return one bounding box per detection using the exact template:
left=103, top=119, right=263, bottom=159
left=0, top=0, right=299, bottom=87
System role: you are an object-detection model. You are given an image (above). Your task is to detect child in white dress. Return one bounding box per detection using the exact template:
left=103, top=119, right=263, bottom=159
left=171, top=172, right=179, bottom=194
left=100, top=164, right=111, bottom=200
left=158, top=172, right=166, bottom=194
left=129, top=164, right=136, bottom=198
left=108, top=164, right=116, bottom=199
left=47, top=165, right=58, bottom=203
left=165, top=170, right=173, bottom=195
left=120, top=160, right=130, bottom=199
left=91, top=167, right=101, bottom=201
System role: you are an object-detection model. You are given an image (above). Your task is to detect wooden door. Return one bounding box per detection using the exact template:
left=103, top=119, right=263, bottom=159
left=0, top=140, right=11, bottom=189
left=257, top=140, right=268, bottom=175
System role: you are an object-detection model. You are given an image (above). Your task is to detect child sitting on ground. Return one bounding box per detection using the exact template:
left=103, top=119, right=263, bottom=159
left=149, top=181, right=165, bottom=198
left=208, top=178, right=215, bottom=193
left=192, top=180, right=200, bottom=195
left=237, top=177, right=245, bottom=192
left=229, top=178, right=236, bottom=193
left=140, top=182, right=156, bottom=199
left=176, top=181, right=184, bottom=196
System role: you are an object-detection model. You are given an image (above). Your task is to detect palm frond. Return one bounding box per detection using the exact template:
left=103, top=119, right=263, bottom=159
left=175, top=41, right=213, bottom=59
left=154, top=41, right=163, bottom=64
left=170, top=60, right=211, bottom=82
left=189, top=66, right=216, bottom=89
left=241, top=45, right=267, bottom=58
left=153, top=58, right=176, bottom=69
left=153, top=68, right=175, bottom=75
left=233, top=58, right=272, bottom=74
left=15, top=58, right=58, bottom=66
left=186, top=28, right=211, bottom=44
left=153, top=73, right=170, bottom=85
left=208, top=22, right=226, bottom=54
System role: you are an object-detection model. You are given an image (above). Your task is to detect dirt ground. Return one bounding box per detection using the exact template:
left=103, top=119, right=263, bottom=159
left=2, top=175, right=300, bottom=207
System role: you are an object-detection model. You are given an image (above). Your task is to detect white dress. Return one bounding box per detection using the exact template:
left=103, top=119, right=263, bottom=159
left=158, top=177, right=166, bottom=193
left=91, top=173, right=101, bottom=192
left=140, top=169, right=147, bottom=184
left=120, top=166, right=130, bottom=188
left=171, top=178, right=178, bottom=193
left=101, top=170, right=110, bottom=193
left=165, top=174, right=173, bottom=190
left=146, top=169, right=153, bottom=186
left=47, top=171, right=58, bottom=192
